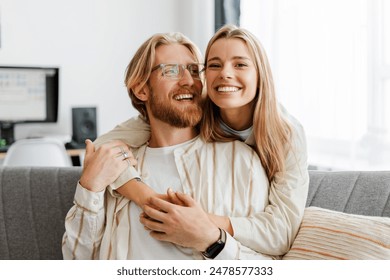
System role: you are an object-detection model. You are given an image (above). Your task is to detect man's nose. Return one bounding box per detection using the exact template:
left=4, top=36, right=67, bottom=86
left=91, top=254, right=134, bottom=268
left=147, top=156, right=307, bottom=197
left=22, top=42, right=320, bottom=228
left=178, top=68, right=195, bottom=86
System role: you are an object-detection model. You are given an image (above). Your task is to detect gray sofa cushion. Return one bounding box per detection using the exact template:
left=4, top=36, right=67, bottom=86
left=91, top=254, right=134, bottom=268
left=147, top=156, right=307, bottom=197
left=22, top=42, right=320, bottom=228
left=0, top=167, right=389, bottom=259
left=0, top=167, right=81, bottom=260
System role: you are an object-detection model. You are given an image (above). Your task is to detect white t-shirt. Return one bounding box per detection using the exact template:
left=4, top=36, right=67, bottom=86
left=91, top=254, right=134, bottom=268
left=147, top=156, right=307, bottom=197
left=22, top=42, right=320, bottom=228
left=220, top=120, right=253, bottom=141
left=129, top=138, right=196, bottom=259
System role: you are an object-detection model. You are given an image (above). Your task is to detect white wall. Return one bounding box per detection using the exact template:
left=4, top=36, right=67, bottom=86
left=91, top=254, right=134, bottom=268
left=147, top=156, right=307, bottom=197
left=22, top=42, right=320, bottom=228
left=0, top=0, right=213, bottom=141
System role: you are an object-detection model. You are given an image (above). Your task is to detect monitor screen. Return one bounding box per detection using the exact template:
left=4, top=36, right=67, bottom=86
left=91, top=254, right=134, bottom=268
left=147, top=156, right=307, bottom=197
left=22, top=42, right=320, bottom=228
left=0, top=66, right=59, bottom=147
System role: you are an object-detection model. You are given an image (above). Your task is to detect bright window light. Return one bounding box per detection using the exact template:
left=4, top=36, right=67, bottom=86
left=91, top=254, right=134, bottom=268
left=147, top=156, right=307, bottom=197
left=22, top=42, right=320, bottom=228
left=241, top=0, right=390, bottom=170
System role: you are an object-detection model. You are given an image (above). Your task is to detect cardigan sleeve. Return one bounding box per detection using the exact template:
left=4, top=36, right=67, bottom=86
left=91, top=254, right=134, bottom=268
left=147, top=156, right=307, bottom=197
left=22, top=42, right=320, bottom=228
left=230, top=117, right=309, bottom=256
left=62, top=183, right=106, bottom=259
left=93, top=115, right=150, bottom=149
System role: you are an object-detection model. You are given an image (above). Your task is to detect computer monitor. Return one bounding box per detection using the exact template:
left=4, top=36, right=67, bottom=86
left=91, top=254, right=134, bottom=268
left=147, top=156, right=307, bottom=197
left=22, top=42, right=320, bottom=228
left=0, top=66, right=59, bottom=147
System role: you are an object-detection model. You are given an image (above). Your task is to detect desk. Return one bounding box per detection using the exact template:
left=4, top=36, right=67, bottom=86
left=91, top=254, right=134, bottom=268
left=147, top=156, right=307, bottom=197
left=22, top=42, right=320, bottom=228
left=0, top=149, right=85, bottom=166
left=66, top=149, right=85, bottom=166
left=65, top=149, right=85, bottom=158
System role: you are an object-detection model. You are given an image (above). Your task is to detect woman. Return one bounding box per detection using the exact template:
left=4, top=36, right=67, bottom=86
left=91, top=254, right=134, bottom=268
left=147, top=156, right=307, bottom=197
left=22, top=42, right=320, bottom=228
left=200, top=25, right=309, bottom=254
left=94, top=25, right=309, bottom=256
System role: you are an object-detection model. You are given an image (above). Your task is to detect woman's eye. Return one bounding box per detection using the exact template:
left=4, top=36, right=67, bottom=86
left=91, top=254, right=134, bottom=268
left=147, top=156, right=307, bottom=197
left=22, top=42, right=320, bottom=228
left=236, top=63, right=248, bottom=68
left=207, top=64, right=221, bottom=69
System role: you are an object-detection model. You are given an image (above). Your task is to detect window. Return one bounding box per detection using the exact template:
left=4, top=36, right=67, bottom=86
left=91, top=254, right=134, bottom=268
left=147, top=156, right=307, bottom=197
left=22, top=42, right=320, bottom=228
left=241, top=0, right=390, bottom=170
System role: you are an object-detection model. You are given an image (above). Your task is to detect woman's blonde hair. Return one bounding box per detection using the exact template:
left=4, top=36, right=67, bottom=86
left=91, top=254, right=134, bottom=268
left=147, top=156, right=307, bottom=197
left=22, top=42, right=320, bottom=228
left=201, top=24, right=292, bottom=182
left=124, top=32, right=203, bottom=122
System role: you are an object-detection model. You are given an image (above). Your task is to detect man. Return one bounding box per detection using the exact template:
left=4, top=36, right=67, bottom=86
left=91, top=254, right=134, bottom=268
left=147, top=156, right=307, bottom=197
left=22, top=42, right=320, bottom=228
left=62, top=32, right=270, bottom=260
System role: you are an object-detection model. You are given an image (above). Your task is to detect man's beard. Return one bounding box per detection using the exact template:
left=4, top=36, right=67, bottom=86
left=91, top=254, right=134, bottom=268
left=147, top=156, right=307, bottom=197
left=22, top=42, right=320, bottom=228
left=148, top=88, right=203, bottom=128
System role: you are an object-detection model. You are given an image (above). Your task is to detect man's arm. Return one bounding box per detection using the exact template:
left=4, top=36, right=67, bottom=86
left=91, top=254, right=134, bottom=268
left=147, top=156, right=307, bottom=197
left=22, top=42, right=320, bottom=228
left=62, top=184, right=105, bottom=259
left=62, top=139, right=132, bottom=259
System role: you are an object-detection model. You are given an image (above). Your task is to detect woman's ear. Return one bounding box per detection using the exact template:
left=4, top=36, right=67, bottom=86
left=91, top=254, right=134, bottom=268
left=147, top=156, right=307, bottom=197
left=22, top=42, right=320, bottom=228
left=134, top=84, right=150, bottom=101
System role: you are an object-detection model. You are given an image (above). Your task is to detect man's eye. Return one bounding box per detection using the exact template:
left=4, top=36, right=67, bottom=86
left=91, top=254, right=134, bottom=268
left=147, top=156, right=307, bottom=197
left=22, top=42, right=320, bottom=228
left=165, top=67, right=178, bottom=75
left=189, top=65, right=200, bottom=74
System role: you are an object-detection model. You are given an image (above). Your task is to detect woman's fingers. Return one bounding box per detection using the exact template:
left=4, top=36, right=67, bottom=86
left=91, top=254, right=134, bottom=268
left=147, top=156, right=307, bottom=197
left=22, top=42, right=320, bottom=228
left=167, top=188, right=186, bottom=206
left=174, top=191, right=195, bottom=207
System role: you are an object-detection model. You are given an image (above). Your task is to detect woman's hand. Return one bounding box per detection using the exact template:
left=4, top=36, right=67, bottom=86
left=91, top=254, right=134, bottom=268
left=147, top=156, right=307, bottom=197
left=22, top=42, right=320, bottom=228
left=80, top=139, right=136, bottom=192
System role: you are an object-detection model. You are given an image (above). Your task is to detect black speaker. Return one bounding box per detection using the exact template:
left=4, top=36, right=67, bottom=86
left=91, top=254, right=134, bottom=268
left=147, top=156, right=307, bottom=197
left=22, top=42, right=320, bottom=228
left=71, top=107, right=97, bottom=147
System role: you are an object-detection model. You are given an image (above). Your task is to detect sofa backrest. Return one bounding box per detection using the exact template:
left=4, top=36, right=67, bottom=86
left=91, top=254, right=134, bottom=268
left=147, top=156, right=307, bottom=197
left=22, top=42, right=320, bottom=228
left=307, top=171, right=390, bottom=217
left=0, top=167, right=389, bottom=260
left=0, top=167, right=81, bottom=260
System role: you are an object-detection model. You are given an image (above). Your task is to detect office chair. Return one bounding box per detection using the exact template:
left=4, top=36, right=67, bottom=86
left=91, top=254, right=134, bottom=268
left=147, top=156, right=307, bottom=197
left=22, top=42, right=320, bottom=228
left=3, top=138, right=73, bottom=167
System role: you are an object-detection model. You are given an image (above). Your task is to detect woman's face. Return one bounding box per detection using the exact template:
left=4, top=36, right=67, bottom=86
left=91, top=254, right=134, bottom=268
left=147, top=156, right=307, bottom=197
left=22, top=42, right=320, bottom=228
left=205, top=38, right=258, bottom=112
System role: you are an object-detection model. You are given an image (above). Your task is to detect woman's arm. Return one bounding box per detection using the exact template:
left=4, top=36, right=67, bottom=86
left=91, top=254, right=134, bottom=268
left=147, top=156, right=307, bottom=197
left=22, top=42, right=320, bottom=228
left=118, top=179, right=234, bottom=238
left=116, top=179, right=157, bottom=208
left=208, top=214, right=234, bottom=236
left=92, top=116, right=157, bottom=207
left=93, top=116, right=239, bottom=236
left=93, top=115, right=151, bottom=148
left=231, top=123, right=309, bottom=255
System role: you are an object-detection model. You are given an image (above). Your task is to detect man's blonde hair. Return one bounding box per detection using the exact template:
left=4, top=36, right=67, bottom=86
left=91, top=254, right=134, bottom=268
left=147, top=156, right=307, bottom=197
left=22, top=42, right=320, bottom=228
left=124, top=32, right=203, bottom=121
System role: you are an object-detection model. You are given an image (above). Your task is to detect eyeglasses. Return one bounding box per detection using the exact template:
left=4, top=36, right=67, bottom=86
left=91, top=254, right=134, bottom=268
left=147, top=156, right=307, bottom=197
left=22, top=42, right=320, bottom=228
left=151, top=63, right=204, bottom=80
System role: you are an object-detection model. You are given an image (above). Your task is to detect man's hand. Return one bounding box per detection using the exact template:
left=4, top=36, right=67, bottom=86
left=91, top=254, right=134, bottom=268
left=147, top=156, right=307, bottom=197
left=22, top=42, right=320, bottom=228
left=79, top=139, right=136, bottom=192
left=140, top=191, right=220, bottom=252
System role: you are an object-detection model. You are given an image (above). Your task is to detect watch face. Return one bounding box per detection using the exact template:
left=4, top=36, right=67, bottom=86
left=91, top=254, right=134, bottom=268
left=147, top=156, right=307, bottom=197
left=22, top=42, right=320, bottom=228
left=202, top=228, right=226, bottom=259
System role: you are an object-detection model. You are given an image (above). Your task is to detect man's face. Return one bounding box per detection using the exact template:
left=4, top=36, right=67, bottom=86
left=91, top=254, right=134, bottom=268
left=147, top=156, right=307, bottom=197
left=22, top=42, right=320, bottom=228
left=146, top=44, right=203, bottom=128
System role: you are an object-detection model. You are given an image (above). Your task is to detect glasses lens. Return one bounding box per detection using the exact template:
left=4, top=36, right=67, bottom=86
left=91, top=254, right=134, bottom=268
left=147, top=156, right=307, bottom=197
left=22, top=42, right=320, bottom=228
left=160, top=64, right=204, bottom=80
left=163, top=64, right=180, bottom=78
left=189, top=64, right=200, bottom=75
left=189, top=64, right=203, bottom=80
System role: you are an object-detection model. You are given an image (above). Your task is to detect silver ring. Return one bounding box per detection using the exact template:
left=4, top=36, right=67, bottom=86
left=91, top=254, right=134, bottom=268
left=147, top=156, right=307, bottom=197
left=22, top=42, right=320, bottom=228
left=122, top=152, right=129, bottom=160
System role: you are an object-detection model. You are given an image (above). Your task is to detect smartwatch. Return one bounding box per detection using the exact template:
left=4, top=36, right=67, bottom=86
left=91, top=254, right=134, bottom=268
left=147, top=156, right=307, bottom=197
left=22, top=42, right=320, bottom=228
left=201, top=228, right=226, bottom=259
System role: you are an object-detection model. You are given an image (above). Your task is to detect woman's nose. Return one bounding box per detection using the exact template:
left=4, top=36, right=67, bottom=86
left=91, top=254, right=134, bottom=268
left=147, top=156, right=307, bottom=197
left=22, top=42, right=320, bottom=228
left=219, top=65, right=233, bottom=79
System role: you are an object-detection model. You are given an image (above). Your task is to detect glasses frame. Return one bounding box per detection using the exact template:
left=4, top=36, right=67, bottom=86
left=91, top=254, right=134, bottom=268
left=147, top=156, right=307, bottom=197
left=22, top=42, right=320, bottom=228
left=151, top=63, right=205, bottom=80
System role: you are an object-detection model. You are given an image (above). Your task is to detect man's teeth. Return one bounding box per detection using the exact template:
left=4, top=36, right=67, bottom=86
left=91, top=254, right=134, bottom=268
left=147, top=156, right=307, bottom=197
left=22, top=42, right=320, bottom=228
left=217, top=86, right=240, bottom=92
left=174, top=94, right=193, bottom=100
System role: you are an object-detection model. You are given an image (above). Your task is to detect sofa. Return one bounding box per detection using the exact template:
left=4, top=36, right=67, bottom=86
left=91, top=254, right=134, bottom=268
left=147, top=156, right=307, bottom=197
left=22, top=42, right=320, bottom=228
left=0, top=166, right=389, bottom=260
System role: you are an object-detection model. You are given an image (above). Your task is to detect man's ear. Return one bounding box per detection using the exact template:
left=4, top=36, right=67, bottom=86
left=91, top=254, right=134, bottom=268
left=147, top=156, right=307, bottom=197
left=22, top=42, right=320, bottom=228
left=134, top=84, right=150, bottom=101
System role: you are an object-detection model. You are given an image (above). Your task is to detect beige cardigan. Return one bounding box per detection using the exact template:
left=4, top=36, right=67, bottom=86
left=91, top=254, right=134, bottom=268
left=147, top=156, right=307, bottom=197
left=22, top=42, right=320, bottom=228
left=62, top=137, right=272, bottom=259
left=92, top=107, right=309, bottom=256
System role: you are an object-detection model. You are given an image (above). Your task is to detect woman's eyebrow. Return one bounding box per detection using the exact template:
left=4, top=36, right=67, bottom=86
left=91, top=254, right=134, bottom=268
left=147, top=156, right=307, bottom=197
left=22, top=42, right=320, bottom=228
left=207, top=57, right=221, bottom=63
left=232, top=56, right=251, bottom=61
left=207, top=56, right=251, bottom=62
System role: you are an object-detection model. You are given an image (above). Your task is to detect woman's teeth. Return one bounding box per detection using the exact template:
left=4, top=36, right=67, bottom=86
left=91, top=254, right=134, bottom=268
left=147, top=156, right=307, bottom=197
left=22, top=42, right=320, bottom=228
left=217, top=86, right=240, bottom=92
